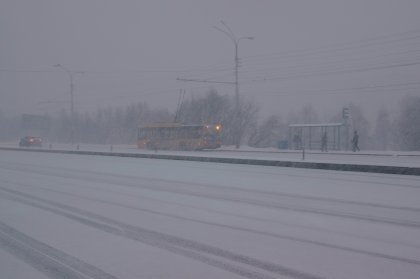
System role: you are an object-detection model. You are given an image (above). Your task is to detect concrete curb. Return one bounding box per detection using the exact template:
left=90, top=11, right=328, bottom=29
left=1, top=147, right=420, bottom=176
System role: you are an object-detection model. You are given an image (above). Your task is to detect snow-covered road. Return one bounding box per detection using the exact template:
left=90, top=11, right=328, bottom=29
left=1, top=149, right=420, bottom=279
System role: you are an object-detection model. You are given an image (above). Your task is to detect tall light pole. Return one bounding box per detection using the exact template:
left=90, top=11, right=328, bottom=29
left=53, top=64, right=82, bottom=144
left=214, top=21, right=253, bottom=148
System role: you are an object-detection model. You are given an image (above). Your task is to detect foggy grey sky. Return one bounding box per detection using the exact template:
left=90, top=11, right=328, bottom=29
left=1, top=0, right=420, bottom=121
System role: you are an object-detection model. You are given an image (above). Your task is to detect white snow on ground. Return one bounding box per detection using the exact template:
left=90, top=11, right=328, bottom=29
left=1, top=149, right=420, bottom=279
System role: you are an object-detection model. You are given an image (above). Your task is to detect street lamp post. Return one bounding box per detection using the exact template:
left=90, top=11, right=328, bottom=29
left=53, top=64, right=81, bottom=145
left=214, top=21, right=253, bottom=148
left=233, top=36, right=254, bottom=110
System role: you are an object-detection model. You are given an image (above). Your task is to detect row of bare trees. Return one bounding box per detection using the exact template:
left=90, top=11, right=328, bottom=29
left=0, top=91, right=419, bottom=150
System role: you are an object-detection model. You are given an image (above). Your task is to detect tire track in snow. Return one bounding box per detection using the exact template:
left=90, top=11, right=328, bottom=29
left=26, top=184, right=420, bottom=266
left=3, top=182, right=420, bottom=267
left=8, top=176, right=420, bottom=250
left=1, top=163, right=420, bottom=229
left=0, top=187, right=325, bottom=279
left=0, top=222, right=118, bottom=279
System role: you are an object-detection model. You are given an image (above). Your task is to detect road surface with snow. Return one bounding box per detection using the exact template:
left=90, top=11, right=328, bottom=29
left=1, top=149, right=420, bottom=279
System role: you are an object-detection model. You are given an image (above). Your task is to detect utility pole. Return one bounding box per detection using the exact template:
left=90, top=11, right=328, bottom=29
left=54, top=64, right=83, bottom=145
left=214, top=21, right=253, bottom=148
left=342, top=107, right=350, bottom=151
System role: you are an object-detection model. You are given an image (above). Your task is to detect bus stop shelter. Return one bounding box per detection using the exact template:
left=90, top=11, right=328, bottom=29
left=288, top=123, right=344, bottom=151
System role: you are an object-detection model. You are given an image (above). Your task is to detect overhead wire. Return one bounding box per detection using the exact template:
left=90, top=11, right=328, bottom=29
left=241, top=82, right=420, bottom=96
left=242, top=60, right=420, bottom=84
left=2, top=28, right=420, bottom=100
left=241, top=53, right=420, bottom=80
left=176, top=29, right=420, bottom=85
left=242, top=28, right=420, bottom=63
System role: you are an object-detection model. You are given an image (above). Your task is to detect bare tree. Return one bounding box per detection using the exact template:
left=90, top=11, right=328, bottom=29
left=179, top=89, right=230, bottom=125
left=226, top=97, right=259, bottom=147
left=178, top=90, right=259, bottom=147
left=397, top=96, right=420, bottom=150
left=286, top=104, right=320, bottom=124
left=374, top=107, right=392, bottom=150
left=248, top=114, right=286, bottom=148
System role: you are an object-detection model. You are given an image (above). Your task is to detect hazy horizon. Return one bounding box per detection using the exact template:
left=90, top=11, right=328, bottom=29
left=1, top=0, right=420, bottom=122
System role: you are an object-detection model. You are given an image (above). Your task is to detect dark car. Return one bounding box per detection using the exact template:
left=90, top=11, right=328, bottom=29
left=19, top=136, right=42, bottom=147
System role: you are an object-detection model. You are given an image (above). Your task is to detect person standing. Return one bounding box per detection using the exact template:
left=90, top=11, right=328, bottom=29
left=352, top=130, right=360, bottom=152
